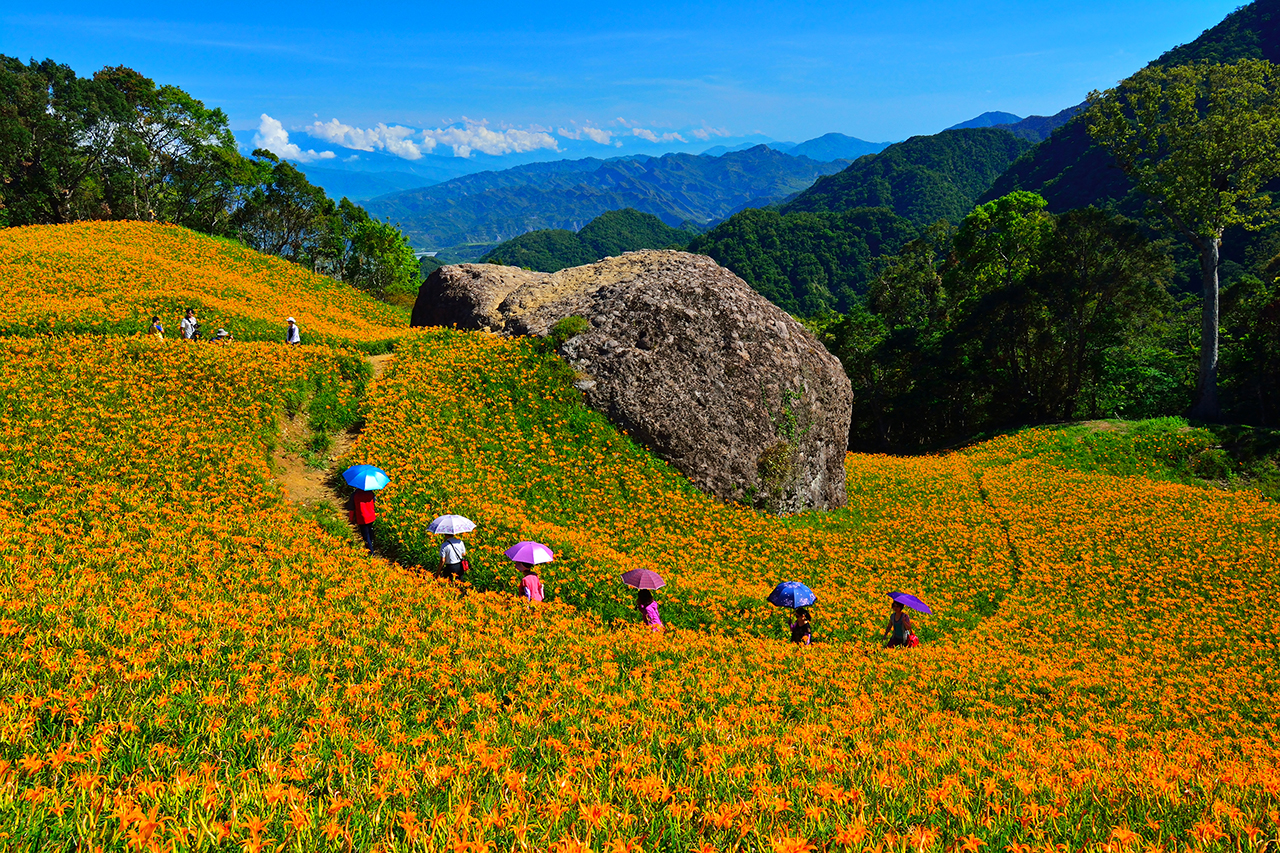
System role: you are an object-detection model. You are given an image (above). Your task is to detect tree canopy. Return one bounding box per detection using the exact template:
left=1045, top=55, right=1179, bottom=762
left=0, top=56, right=421, bottom=302
left=1087, top=58, right=1280, bottom=419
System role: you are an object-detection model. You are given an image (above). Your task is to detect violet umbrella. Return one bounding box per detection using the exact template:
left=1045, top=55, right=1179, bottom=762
left=888, top=591, right=933, bottom=614
left=621, top=568, right=665, bottom=590
left=504, top=541, right=555, bottom=565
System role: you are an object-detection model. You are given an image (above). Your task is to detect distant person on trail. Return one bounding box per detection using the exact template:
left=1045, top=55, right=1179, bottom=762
left=285, top=316, right=301, bottom=345
left=883, top=600, right=914, bottom=648
left=636, top=589, right=663, bottom=632
left=790, top=607, right=812, bottom=646
left=439, top=534, right=467, bottom=579
left=519, top=563, right=545, bottom=602
left=180, top=308, right=199, bottom=341
left=149, top=316, right=164, bottom=340
left=349, top=488, right=376, bottom=553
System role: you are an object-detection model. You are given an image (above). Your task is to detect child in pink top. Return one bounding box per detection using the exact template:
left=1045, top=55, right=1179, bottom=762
left=636, top=589, right=663, bottom=631
left=519, top=564, right=545, bottom=602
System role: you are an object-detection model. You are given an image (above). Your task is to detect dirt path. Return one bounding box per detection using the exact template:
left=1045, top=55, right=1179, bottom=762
left=272, top=353, right=395, bottom=507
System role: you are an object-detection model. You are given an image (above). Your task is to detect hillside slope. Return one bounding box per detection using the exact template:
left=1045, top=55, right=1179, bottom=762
left=365, top=146, right=848, bottom=248
left=985, top=0, right=1280, bottom=214
left=781, top=127, right=1032, bottom=226
left=687, top=206, right=916, bottom=315
left=480, top=208, right=693, bottom=272
left=0, top=221, right=407, bottom=349
left=0, top=320, right=1276, bottom=849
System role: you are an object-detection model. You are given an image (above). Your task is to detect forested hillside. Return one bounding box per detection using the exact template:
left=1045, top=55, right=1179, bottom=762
left=687, top=207, right=916, bottom=316
left=781, top=128, right=1032, bottom=225
left=481, top=209, right=693, bottom=272
left=364, top=146, right=848, bottom=250
left=985, top=0, right=1280, bottom=216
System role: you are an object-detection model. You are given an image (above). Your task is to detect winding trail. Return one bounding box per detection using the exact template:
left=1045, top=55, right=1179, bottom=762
left=272, top=352, right=396, bottom=510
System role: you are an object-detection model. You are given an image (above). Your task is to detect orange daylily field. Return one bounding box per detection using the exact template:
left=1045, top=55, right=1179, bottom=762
left=0, top=222, right=1277, bottom=852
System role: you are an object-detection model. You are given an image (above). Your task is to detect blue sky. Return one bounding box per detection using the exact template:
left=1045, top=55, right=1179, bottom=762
left=2, top=1, right=1244, bottom=159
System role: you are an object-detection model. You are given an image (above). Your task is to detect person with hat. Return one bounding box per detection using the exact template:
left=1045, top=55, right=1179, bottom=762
left=285, top=317, right=301, bottom=345
left=212, top=328, right=232, bottom=344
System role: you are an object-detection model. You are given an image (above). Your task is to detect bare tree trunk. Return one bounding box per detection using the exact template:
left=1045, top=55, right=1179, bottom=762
left=1189, top=237, right=1221, bottom=421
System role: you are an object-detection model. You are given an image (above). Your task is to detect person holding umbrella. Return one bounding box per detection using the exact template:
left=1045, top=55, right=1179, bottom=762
left=343, top=464, right=390, bottom=553
left=519, top=564, right=545, bottom=603
left=502, top=541, right=554, bottom=598
left=769, top=581, right=817, bottom=645
left=883, top=591, right=931, bottom=648
left=790, top=608, right=812, bottom=646
left=622, top=568, right=665, bottom=632
left=431, top=515, right=477, bottom=579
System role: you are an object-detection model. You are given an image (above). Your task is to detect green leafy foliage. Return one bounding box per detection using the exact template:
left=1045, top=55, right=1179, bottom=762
left=781, top=128, right=1033, bottom=226
left=0, top=56, right=422, bottom=306
left=687, top=207, right=916, bottom=315
left=816, top=195, right=1181, bottom=450
left=1086, top=58, right=1280, bottom=419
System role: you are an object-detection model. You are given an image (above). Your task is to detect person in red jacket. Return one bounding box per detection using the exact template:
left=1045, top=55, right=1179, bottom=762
left=350, top=488, right=376, bottom=552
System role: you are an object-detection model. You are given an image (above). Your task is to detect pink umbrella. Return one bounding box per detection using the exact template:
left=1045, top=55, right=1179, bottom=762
left=621, top=568, right=665, bottom=590
left=504, top=541, right=554, bottom=565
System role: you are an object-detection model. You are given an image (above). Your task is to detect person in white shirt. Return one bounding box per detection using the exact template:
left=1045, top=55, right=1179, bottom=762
left=180, top=308, right=199, bottom=341
left=285, top=316, right=301, bottom=345
left=439, top=535, right=467, bottom=579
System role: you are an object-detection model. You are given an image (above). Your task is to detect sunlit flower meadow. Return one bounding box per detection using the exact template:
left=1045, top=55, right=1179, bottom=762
left=0, top=226, right=1277, bottom=851
left=0, top=222, right=407, bottom=349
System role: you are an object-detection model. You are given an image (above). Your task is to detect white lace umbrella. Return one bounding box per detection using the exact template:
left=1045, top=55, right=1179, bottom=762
left=428, top=515, right=476, bottom=535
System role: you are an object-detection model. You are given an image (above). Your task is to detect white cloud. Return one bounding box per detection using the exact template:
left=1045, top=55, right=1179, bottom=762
left=425, top=120, right=559, bottom=158
left=306, top=118, right=433, bottom=160
left=252, top=114, right=335, bottom=163
left=690, top=126, right=731, bottom=141
left=557, top=124, right=614, bottom=145
left=631, top=127, right=686, bottom=144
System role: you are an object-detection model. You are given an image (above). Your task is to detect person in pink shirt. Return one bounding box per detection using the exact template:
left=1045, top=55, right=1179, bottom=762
left=519, top=564, right=545, bottom=602
left=636, top=589, right=663, bottom=631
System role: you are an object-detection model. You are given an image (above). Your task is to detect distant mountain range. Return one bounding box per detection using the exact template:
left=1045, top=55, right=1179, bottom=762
left=365, top=146, right=851, bottom=251
left=780, top=127, right=1033, bottom=226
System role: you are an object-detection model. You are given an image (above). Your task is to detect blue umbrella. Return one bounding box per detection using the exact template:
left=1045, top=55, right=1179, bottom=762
left=768, top=581, right=817, bottom=609
left=888, top=591, right=933, bottom=614
left=343, top=464, right=390, bottom=491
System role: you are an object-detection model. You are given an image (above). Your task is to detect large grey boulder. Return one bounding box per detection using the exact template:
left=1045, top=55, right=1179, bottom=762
left=412, top=250, right=852, bottom=513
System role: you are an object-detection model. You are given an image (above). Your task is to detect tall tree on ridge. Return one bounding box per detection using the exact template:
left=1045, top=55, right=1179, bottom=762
left=1087, top=59, right=1280, bottom=421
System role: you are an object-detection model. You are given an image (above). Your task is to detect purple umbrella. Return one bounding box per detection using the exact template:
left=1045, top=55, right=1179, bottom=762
left=621, top=568, right=665, bottom=590
left=504, top=541, right=555, bottom=565
left=888, top=591, right=933, bottom=614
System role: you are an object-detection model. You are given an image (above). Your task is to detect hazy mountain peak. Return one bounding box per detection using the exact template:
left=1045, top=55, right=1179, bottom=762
left=947, top=111, right=1023, bottom=130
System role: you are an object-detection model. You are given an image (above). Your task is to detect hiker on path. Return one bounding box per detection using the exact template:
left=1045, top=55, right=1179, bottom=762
left=790, top=607, right=812, bottom=646
left=519, top=563, right=545, bottom=602
left=636, top=589, right=663, bottom=632
left=349, top=488, right=376, bottom=553
left=439, top=533, right=467, bottom=579
left=149, top=316, right=164, bottom=340
left=180, top=308, right=199, bottom=341
left=285, top=316, right=301, bottom=345
left=883, top=600, right=914, bottom=648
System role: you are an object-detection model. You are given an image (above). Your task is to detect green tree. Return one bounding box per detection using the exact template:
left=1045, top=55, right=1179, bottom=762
left=1086, top=59, right=1280, bottom=420
left=232, top=150, right=338, bottom=266
left=0, top=57, right=121, bottom=224
left=91, top=66, right=240, bottom=232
